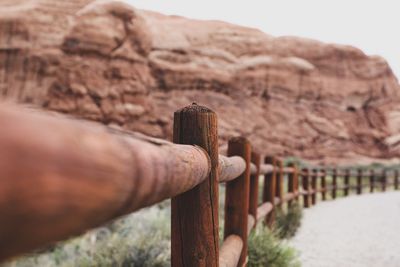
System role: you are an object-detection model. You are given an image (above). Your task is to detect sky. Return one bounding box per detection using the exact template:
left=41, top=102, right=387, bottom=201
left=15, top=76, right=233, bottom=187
left=124, top=0, right=400, bottom=79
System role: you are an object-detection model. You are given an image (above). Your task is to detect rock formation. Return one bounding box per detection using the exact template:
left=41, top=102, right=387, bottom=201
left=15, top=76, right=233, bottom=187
left=1, top=0, right=400, bottom=164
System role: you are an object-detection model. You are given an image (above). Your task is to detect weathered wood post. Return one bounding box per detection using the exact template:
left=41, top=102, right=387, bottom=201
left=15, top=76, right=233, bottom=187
left=224, top=137, right=251, bottom=267
left=311, top=169, right=318, bottom=205
left=301, top=168, right=310, bottom=208
left=370, top=169, right=375, bottom=193
left=332, top=168, right=337, bottom=199
left=344, top=169, right=350, bottom=196
left=275, top=159, right=284, bottom=208
left=395, top=169, right=399, bottom=190
left=356, top=169, right=363, bottom=195
left=381, top=169, right=387, bottom=191
left=172, top=103, right=219, bottom=267
left=288, top=162, right=296, bottom=206
left=263, top=156, right=277, bottom=227
left=321, top=169, right=327, bottom=201
left=294, top=164, right=300, bottom=201
left=249, top=152, right=261, bottom=229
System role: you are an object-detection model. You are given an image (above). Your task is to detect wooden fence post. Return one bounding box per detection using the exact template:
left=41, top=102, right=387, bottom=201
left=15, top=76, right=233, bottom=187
left=224, top=137, right=251, bottom=267
left=344, top=169, right=350, bottom=196
left=249, top=152, right=261, bottom=229
left=294, top=164, right=300, bottom=201
left=395, top=169, right=399, bottom=190
left=356, top=169, right=362, bottom=195
left=263, top=156, right=277, bottom=227
left=311, top=169, right=318, bottom=205
left=288, top=162, right=296, bottom=206
left=332, top=168, right=337, bottom=199
left=172, top=103, right=219, bottom=267
left=370, top=169, right=375, bottom=193
left=275, top=159, right=284, bottom=208
left=381, top=169, right=387, bottom=191
left=302, top=168, right=310, bottom=208
left=321, top=169, right=326, bottom=201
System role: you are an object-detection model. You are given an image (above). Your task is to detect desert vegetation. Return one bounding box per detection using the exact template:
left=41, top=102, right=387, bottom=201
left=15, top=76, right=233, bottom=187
left=3, top=184, right=303, bottom=267
left=2, top=204, right=171, bottom=267
left=1, top=1, right=400, bottom=267
left=248, top=226, right=300, bottom=267
left=1, top=106, right=397, bottom=267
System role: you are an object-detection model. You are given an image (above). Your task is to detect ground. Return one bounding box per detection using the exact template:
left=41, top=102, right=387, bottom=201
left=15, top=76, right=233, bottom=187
left=290, top=191, right=400, bottom=267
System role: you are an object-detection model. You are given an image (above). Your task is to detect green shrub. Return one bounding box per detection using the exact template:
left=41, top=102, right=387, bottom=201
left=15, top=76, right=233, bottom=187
left=2, top=205, right=171, bottom=267
left=283, top=157, right=305, bottom=169
left=275, top=203, right=303, bottom=239
left=3, top=188, right=303, bottom=267
left=248, top=225, right=300, bottom=267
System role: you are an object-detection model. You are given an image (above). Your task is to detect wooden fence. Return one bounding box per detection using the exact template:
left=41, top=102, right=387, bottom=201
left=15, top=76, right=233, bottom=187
left=0, top=103, right=399, bottom=266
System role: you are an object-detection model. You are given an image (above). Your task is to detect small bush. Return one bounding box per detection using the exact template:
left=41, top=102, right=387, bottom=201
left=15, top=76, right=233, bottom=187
left=275, top=203, right=303, bottom=239
left=3, top=189, right=303, bottom=267
left=248, top=225, right=300, bottom=267
left=2, top=205, right=171, bottom=267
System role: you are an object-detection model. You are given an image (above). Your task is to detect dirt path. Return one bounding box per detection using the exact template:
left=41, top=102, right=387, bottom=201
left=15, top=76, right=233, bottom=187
left=290, top=191, right=400, bottom=267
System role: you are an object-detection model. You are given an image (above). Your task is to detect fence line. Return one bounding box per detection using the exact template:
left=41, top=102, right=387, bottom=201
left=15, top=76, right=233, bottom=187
left=0, top=103, right=399, bottom=266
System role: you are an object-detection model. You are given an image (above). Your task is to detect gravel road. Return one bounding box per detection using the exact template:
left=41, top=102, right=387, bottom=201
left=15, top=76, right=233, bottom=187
left=290, top=191, right=400, bottom=267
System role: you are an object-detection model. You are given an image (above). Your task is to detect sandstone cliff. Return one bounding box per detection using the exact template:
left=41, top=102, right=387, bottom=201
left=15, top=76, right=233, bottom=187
left=1, top=0, right=400, bottom=164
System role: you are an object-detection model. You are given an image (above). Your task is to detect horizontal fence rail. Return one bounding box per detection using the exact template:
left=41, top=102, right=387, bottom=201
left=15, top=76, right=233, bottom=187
left=219, top=156, right=246, bottom=182
left=0, top=104, right=214, bottom=261
left=0, top=103, right=399, bottom=266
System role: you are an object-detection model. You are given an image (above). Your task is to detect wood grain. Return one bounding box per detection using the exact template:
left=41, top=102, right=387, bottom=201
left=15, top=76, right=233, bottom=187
left=263, top=156, right=277, bottom=227
left=219, top=235, right=243, bottom=267
left=172, top=103, right=219, bottom=267
left=287, top=162, right=297, bottom=206
left=301, top=168, right=310, bottom=208
left=344, top=169, right=350, bottom=196
left=311, top=169, right=318, bottom=205
left=370, top=169, right=375, bottom=193
left=0, top=103, right=211, bottom=261
left=219, top=155, right=246, bottom=183
left=249, top=152, right=261, bottom=229
left=332, top=168, right=337, bottom=199
left=224, top=137, right=251, bottom=267
left=275, top=159, right=284, bottom=208
left=320, top=169, right=327, bottom=200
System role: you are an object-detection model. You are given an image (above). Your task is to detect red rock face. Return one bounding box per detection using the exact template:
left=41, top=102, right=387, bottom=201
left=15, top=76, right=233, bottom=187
left=1, top=0, right=400, bottom=164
